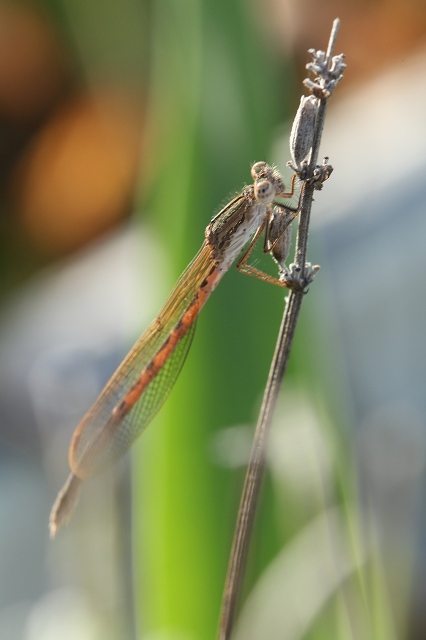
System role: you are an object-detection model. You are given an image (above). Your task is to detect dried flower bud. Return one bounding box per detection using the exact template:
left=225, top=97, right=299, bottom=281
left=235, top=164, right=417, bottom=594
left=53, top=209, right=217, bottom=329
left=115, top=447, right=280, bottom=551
left=289, top=95, right=319, bottom=168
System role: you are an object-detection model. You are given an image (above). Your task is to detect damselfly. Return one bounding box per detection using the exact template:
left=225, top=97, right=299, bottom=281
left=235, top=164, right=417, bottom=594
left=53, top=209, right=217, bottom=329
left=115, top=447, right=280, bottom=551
left=49, top=162, right=302, bottom=538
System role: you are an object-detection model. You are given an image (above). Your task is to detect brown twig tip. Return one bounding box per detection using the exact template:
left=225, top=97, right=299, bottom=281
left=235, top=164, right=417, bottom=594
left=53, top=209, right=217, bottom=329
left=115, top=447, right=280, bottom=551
left=303, top=18, right=345, bottom=100
left=327, top=18, right=341, bottom=58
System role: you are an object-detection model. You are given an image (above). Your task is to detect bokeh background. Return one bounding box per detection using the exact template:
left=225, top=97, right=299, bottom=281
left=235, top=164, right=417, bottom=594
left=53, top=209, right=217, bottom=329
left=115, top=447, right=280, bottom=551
left=0, top=0, right=425, bottom=639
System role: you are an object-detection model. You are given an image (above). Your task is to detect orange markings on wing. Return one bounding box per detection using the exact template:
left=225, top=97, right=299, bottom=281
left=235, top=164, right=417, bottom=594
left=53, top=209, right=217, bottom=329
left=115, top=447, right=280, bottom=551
left=115, top=293, right=202, bottom=415
left=68, top=242, right=217, bottom=479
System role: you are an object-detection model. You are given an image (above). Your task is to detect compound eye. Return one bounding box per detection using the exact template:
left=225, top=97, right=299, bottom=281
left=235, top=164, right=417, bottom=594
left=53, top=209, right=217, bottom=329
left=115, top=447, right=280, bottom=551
left=254, top=179, right=275, bottom=204
left=251, top=161, right=267, bottom=180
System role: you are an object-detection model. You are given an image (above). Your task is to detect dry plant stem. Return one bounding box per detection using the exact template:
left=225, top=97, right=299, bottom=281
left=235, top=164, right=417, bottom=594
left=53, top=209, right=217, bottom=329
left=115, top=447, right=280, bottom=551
left=218, top=292, right=303, bottom=640
left=218, top=19, right=340, bottom=640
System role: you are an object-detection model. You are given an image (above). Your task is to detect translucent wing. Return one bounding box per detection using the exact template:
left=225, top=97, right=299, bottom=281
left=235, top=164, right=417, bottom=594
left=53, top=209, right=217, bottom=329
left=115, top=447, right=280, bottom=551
left=69, top=241, right=215, bottom=478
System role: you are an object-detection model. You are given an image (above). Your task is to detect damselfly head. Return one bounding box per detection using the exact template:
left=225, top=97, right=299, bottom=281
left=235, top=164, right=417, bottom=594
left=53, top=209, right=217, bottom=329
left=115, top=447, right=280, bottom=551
left=254, top=179, right=276, bottom=205
left=251, top=162, right=285, bottom=198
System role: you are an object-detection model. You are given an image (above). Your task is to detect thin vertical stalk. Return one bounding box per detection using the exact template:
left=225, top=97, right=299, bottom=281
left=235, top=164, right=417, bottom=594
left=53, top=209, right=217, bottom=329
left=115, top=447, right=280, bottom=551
left=218, top=19, right=342, bottom=640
